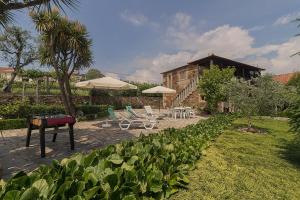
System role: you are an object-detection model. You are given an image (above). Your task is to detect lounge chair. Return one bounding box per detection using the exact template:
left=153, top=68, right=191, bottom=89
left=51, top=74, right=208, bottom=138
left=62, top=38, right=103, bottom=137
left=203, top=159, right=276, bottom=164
left=144, top=105, right=165, bottom=119
left=122, top=106, right=158, bottom=130
left=103, top=107, right=157, bottom=130
left=126, top=105, right=146, bottom=118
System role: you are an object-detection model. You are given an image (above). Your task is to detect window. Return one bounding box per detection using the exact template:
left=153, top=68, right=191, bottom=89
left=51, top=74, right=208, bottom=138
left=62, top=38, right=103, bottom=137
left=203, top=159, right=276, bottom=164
left=179, top=70, right=187, bottom=80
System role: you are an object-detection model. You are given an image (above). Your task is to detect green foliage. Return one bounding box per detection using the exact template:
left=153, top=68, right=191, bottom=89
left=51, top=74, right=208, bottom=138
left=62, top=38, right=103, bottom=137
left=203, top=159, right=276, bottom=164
left=227, top=75, right=296, bottom=122
left=0, top=115, right=234, bottom=199
left=0, top=118, right=27, bottom=130
left=287, top=72, right=300, bottom=94
left=288, top=98, right=300, bottom=134
left=32, top=10, right=93, bottom=116
left=22, top=69, right=48, bottom=80
left=0, top=103, right=108, bottom=129
left=254, top=75, right=291, bottom=116
left=0, top=26, right=37, bottom=92
left=227, top=79, right=258, bottom=125
left=198, top=65, right=235, bottom=113
left=85, top=68, right=104, bottom=80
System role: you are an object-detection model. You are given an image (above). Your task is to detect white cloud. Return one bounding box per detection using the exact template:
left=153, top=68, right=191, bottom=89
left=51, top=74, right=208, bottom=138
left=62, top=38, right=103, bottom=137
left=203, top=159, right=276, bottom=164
left=105, top=72, right=120, bottom=79
left=126, top=12, right=300, bottom=82
left=120, top=10, right=148, bottom=26
left=248, top=25, right=265, bottom=32
left=274, top=12, right=300, bottom=26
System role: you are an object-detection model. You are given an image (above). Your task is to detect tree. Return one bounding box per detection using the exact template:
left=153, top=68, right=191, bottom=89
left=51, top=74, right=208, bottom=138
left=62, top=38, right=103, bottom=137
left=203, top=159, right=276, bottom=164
left=85, top=68, right=104, bottom=80
left=0, top=0, right=78, bottom=27
left=287, top=72, right=300, bottom=94
left=31, top=10, right=93, bottom=116
left=198, top=65, right=235, bottom=113
left=0, top=26, right=37, bottom=92
left=227, top=79, right=258, bottom=128
left=254, top=75, right=288, bottom=116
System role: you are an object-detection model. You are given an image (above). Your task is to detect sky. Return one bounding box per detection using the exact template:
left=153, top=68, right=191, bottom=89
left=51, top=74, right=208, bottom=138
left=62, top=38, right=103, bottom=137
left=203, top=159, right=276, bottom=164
left=4, top=0, right=300, bottom=83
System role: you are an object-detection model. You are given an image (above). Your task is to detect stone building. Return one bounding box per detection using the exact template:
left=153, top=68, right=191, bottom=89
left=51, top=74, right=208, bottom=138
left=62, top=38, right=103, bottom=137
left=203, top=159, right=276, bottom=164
left=161, top=54, right=264, bottom=109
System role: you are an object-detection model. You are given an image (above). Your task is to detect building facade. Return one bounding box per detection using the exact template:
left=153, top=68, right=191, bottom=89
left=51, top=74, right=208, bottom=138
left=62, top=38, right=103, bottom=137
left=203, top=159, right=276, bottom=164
left=161, top=54, right=264, bottom=108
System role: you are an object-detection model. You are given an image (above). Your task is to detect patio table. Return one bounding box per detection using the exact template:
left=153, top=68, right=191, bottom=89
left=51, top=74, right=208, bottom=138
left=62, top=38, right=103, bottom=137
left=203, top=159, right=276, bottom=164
left=26, top=114, right=76, bottom=158
left=172, top=107, right=186, bottom=119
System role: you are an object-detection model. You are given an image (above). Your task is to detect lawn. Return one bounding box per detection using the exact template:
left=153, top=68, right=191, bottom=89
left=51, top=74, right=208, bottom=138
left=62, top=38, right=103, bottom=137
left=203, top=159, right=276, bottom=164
left=171, top=117, right=300, bottom=200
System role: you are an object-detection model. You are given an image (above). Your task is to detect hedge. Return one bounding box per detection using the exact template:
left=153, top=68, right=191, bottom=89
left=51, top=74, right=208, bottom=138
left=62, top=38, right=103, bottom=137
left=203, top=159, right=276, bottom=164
left=0, top=119, right=27, bottom=130
left=0, top=102, right=109, bottom=119
left=0, top=104, right=109, bottom=130
left=0, top=115, right=234, bottom=199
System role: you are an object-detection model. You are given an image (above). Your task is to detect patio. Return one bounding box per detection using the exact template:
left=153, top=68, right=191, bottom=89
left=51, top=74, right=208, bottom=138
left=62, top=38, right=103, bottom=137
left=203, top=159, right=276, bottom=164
left=0, top=109, right=205, bottom=180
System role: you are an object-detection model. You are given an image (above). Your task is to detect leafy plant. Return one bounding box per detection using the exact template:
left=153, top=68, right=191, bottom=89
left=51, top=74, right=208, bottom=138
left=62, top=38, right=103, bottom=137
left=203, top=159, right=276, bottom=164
left=0, top=115, right=234, bottom=199
left=198, top=65, right=235, bottom=113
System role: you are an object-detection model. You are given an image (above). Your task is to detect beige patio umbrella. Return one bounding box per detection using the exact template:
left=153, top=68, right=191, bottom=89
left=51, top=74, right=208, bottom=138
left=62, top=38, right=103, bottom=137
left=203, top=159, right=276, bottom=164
left=75, top=77, right=137, bottom=90
left=75, top=77, right=137, bottom=104
left=142, top=86, right=176, bottom=111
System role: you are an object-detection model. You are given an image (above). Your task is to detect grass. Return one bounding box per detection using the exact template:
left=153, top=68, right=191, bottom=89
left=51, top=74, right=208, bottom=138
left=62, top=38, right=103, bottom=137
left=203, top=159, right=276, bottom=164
left=171, top=117, right=300, bottom=200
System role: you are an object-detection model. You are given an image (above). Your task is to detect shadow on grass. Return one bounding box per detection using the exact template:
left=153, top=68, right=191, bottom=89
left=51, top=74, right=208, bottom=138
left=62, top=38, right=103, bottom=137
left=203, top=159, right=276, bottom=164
left=282, top=136, right=300, bottom=168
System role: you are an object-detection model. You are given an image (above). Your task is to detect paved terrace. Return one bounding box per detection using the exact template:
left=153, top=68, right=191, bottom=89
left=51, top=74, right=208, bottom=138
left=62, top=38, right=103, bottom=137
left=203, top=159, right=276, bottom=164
left=0, top=109, right=206, bottom=180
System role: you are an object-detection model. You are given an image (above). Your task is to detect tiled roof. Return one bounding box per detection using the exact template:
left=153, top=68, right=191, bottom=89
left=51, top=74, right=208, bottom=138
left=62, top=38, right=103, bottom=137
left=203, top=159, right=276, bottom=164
left=0, top=67, right=14, bottom=73
left=273, top=72, right=299, bottom=84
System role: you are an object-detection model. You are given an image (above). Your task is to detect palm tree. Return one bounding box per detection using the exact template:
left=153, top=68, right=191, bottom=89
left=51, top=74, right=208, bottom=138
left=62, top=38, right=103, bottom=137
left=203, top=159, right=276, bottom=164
left=0, top=0, right=78, bottom=27
left=31, top=9, right=92, bottom=116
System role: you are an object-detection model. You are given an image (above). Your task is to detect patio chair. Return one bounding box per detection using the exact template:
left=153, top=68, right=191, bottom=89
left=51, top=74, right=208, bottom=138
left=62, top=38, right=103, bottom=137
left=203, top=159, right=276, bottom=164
left=144, top=105, right=165, bottom=119
left=103, top=107, right=157, bottom=130
left=184, top=107, right=196, bottom=118
left=100, top=107, right=121, bottom=128
left=126, top=105, right=146, bottom=118
left=122, top=106, right=158, bottom=130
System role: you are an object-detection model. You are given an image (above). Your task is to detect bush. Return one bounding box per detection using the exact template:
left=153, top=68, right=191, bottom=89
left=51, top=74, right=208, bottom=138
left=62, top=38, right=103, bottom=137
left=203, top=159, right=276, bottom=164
left=0, top=103, right=108, bottom=119
left=0, top=115, right=234, bottom=199
left=0, top=118, right=27, bottom=130
left=288, top=99, right=300, bottom=134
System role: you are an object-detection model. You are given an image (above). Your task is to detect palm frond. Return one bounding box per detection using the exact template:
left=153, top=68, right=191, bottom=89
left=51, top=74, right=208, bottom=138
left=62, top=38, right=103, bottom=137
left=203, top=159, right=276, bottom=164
left=0, top=0, right=79, bottom=28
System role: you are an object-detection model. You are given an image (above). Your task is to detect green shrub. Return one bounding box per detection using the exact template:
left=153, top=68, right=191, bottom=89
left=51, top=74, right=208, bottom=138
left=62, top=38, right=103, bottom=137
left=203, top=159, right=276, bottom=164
left=76, top=105, right=108, bottom=117
left=0, top=103, right=108, bottom=120
left=0, top=115, right=234, bottom=199
left=288, top=99, right=300, bottom=134
left=0, top=119, right=27, bottom=130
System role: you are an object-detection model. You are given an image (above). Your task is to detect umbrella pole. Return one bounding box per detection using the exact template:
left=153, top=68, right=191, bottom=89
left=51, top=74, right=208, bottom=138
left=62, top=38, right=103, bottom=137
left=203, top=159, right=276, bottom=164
left=159, top=98, right=160, bottom=113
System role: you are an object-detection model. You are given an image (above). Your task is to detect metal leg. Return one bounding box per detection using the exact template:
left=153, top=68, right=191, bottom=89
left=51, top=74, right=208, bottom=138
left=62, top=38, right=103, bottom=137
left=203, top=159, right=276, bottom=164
left=39, top=126, right=46, bottom=158
left=1, top=131, right=4, bottom=141
left=69, top=123, right=75, bottom=150
left=26, top=123, right=32, bottom=147
left=52, top=127, right=58, bottom=142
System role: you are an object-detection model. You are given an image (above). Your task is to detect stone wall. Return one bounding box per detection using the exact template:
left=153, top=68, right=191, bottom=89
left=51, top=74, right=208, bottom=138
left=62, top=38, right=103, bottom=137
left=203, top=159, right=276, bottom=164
left=0, top=94, right=162, bottom=109
left=162, top=64, right=198, bottom=108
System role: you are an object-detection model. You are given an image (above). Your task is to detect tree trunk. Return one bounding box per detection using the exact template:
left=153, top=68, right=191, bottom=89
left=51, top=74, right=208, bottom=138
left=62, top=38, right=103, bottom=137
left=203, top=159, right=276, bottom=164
left=57, top=77, right=72, bottom=116
left=35, top=80, right=39, bottom=104
left=64, top=74, right=76, bottom=117
left=2, top=72, right=17, bottom=93
left=46, top=76, right=50, bottom=94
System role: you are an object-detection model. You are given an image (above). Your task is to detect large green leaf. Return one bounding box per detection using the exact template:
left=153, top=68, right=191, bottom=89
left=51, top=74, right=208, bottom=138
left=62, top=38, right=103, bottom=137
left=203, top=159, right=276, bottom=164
left=83, top=186, right=101, bottom=200
left=3, top=190, right=21, bottom=200
left=108, top=154, right=123, bottom=165
left=32, top=179, right=49, bottom=198
left=19, top=187, right=39, bottom=200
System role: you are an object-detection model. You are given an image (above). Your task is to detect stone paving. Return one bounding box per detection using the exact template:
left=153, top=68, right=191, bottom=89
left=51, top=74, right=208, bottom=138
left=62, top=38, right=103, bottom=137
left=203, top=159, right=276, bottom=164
left=0, top=109, right=205, bottom=180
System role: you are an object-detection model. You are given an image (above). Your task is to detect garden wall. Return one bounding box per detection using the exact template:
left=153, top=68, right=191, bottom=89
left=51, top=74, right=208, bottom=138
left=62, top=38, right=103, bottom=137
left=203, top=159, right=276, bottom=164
left=0, top=94, right=162, bottom=109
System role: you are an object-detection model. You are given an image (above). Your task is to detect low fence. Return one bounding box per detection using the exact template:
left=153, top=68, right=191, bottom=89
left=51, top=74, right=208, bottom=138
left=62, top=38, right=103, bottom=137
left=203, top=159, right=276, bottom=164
left=0, top=94, right=162, bottom=109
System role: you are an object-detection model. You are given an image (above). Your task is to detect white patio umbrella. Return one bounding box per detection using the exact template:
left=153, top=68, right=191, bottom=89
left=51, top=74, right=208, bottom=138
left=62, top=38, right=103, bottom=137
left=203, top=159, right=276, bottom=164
left=142, top=86, right=176, bottom=111
left=75, top=77, right=137, bottom=105
left=75, top=77, right=137, bottom=90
